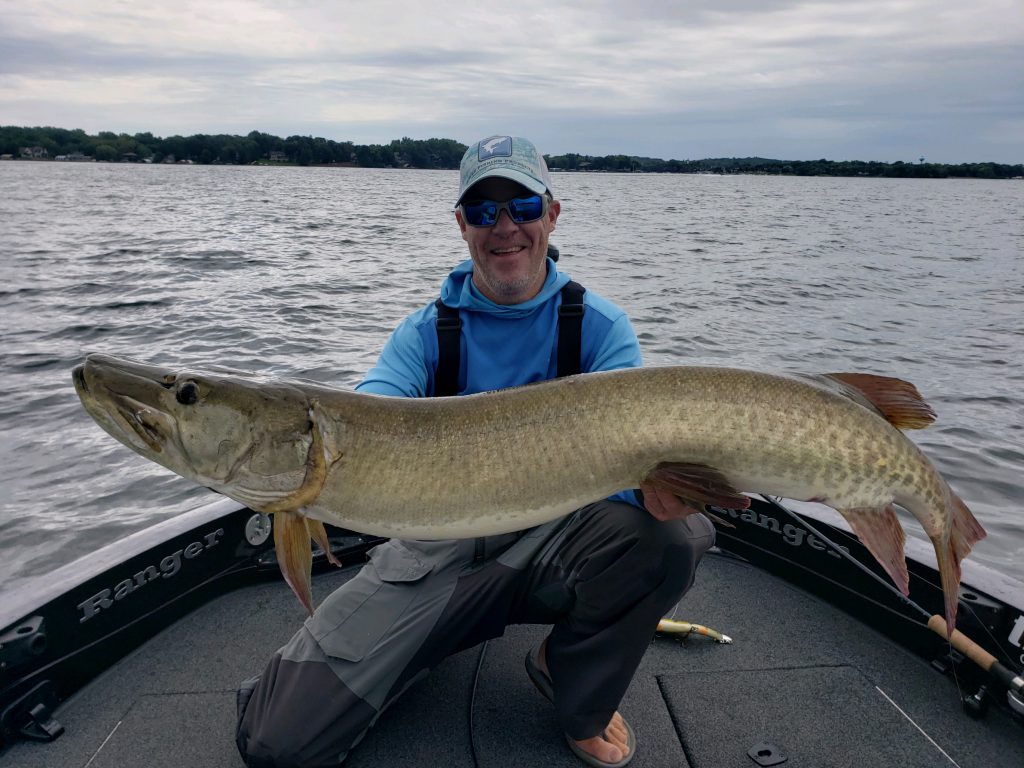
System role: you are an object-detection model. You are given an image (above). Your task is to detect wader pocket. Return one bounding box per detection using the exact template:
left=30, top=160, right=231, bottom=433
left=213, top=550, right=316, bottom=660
left=308, top=541, right=432, bottom=663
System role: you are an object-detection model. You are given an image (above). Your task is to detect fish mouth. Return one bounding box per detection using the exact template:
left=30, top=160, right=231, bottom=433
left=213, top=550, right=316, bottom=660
left=74, top=354, right=179, bottom=456
left=72, top=363, right=89, bottom=396
left=111, top=395, right=171, bottom=453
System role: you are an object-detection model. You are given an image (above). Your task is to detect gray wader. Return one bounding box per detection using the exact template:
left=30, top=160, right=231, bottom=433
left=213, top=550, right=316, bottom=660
left=236, top=500, right=715, bottom=767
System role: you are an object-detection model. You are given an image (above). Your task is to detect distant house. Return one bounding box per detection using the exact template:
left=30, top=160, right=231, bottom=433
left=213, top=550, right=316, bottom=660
left=268, top=150, right=288, bottom=162
left=1, top=154, right=14, bottom=161
left=20, top=146, right=48, bottom=158
left=162, top=154, right=176, bottom=164
left=121, top=152, right=139, bottom=162
left=56, top=152, right=93, bottom=162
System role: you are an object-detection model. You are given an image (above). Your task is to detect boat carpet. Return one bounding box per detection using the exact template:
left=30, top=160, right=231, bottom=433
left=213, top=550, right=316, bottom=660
left=4, top=550, right=1022, bottom=768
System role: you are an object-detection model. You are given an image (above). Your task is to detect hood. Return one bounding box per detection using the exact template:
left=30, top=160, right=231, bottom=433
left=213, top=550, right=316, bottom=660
left=437, top=258, right=571, bottom=318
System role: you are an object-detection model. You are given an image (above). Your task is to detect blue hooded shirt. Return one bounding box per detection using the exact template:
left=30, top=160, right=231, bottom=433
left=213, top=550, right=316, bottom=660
left=357, top=258, right=643, bottom=397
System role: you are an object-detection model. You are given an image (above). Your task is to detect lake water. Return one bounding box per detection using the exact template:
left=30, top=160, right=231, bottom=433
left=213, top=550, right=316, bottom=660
left=1, top=162, right=1021, bottom=598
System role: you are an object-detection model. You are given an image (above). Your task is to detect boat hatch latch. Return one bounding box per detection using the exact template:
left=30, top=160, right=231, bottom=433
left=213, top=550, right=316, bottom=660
left=0, top=680, right=64, bottom=742
left=1009, top=689, right=1024, bottom=718
left=0, top=615, right=47, bottom=671
left=748, top=742, right=787, bottom=766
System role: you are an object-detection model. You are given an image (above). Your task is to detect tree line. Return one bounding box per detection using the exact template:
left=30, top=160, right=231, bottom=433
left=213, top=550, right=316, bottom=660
left=544, top=152, right=1023, bottom=179
left=2, top=126, right=1020, bottom=179
left=0, top=127, right=466, bottom=169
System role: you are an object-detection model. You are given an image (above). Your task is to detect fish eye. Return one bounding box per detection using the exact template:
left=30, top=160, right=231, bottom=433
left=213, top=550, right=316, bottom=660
left=176, top=381, right=200, bottom=405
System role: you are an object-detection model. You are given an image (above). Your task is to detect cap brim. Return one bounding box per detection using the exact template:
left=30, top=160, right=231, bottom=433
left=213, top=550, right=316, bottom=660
left=456, top=168, right=548, bottom=205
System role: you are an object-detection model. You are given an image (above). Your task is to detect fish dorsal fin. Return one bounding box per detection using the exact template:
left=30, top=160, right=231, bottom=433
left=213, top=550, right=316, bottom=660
left=819, top=373, right=936, bottom=430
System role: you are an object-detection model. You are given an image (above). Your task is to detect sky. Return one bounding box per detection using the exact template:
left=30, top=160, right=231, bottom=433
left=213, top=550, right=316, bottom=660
left=1, top=1, right=1022, bottom=164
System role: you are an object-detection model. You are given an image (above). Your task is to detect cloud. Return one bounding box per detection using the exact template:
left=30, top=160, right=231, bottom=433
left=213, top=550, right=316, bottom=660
left=1, top=0, right=1021, bottom=162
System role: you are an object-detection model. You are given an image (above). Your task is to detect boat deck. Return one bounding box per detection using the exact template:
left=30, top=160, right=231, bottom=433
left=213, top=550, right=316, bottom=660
left=5, top=549, right=1022, bottom=768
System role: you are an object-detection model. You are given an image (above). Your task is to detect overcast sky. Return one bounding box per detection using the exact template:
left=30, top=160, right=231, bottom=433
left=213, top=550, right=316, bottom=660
left=2, top=1, right=1021, bottom=163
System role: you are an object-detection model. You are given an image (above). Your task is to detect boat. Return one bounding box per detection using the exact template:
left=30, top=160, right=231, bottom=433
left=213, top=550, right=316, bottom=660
left=1, top=495, right=1022, bottom=767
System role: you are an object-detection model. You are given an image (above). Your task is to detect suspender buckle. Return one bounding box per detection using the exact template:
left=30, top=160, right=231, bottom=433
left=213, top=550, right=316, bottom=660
left=436, top=316, right=462, bottom=331
left=558, top=303, right=585, bottom=318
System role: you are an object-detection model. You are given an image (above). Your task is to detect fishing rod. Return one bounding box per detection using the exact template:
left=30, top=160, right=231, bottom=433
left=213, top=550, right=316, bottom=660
left=758, top=494, right=1024, bottom=717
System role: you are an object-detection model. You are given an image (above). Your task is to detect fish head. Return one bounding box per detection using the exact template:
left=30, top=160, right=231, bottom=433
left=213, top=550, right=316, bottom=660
left=73, top=354, right=317, bottom=499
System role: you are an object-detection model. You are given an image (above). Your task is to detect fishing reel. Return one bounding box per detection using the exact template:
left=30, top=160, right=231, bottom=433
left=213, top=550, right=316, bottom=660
left=962, top=679, right=1024, bottom=724
left=961, top=685, right=989, bottom=719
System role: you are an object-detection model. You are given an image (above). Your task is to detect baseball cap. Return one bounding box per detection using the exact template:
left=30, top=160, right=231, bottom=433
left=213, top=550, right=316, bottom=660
left=456, top=135, right=553, bottom=205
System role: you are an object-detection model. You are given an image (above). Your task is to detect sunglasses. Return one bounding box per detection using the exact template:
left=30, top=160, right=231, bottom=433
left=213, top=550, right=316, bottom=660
left=460, top=195, right=547, bottom=227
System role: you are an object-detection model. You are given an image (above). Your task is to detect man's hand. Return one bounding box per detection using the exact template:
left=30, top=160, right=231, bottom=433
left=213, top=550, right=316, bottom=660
left=640, top=482, right=704, bottom=522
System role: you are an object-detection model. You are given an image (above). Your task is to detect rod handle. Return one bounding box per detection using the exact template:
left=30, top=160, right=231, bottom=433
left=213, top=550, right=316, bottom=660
left=927, top=615, right=998, bottom=671
left=927, top=615, right=1024, bottom=694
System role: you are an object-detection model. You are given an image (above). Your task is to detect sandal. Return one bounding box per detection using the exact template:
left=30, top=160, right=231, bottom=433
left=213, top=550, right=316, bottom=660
left=524, top=647, right=636, bottom=768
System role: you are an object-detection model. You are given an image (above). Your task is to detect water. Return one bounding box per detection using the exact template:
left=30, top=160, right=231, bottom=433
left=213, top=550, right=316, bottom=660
left=1, top=162, right=1022, bottom=598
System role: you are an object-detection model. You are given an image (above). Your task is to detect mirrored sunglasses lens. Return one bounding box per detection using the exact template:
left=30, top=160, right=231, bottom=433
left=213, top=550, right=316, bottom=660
left=464, top=201, right=497, bottom=226
left=509, top=196, right=544, bottom=222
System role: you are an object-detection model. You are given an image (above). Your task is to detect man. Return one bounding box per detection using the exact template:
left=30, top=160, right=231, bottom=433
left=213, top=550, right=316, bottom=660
left=236, top=135, right=715, bottom=768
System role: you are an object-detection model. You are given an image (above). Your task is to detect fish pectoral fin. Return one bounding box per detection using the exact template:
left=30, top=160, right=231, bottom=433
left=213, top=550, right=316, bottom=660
left=838, top=504, right=910, bottom=596
left=643, top=462, right=750, bottom=510
left=261, top=401, right=333, bottom=515
left=821, top=373, right=936, bottom=430
left=307, top=518, right=343, bottom=568
left=273, top=511, right=315, bottom=615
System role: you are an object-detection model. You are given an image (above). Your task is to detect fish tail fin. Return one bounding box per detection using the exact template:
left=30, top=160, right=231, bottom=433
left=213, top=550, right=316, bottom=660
left=838, top=504, right=910, bottom=596
left=307, top=518, right=343, bottom=567
left=273, top=511, right=315, bottom=615
left=934, top=491, right=987, bottom=636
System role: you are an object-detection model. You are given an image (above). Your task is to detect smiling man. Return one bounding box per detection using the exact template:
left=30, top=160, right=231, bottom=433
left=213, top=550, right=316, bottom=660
left=235, top=136, right=715, bottom=768
left=455, top=137, right=559, bottom=304
left=457, top=174, right=556, bottom=303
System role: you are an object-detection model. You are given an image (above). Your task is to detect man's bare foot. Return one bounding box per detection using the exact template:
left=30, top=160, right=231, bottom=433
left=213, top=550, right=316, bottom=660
left=537, top=639, right=632, bottom=764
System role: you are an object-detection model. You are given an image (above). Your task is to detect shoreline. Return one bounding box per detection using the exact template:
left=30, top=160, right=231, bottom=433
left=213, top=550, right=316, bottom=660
left=3, top=157, right=1021, bottom=181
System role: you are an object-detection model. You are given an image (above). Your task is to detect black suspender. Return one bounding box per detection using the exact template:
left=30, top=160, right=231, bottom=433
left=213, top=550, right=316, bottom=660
left=432, top=280, right=586, bottom=397
left=433, top=299, right=462, bottom=397
left=556, top=280, right=585, bottom=380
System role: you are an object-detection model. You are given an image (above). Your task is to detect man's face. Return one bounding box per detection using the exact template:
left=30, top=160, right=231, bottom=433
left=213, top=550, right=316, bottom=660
left=455, top=177, right=560, bottom=305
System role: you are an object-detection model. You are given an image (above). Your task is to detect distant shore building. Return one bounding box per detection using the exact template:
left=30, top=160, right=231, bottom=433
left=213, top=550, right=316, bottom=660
left=268, top=150, right=288, bottom=162
left=20, top=146, right=48, bottom=159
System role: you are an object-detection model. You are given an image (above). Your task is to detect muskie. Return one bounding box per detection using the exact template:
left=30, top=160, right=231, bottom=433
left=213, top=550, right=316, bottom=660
left=72, top=354, right=985, bottom=633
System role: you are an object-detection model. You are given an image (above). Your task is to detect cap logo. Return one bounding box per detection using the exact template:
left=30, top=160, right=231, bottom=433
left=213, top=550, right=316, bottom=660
left=479, top=136, right=512, bottom=160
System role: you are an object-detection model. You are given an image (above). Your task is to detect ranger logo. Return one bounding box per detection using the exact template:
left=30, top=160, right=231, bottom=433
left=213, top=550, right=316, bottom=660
left=76, top=528, right=225, bottom=623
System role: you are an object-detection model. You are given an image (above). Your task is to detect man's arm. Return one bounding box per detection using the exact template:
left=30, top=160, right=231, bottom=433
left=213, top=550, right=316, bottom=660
left=356, top=318, right=429, bottom=397
left=587, top=313, right=643, bottom=373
